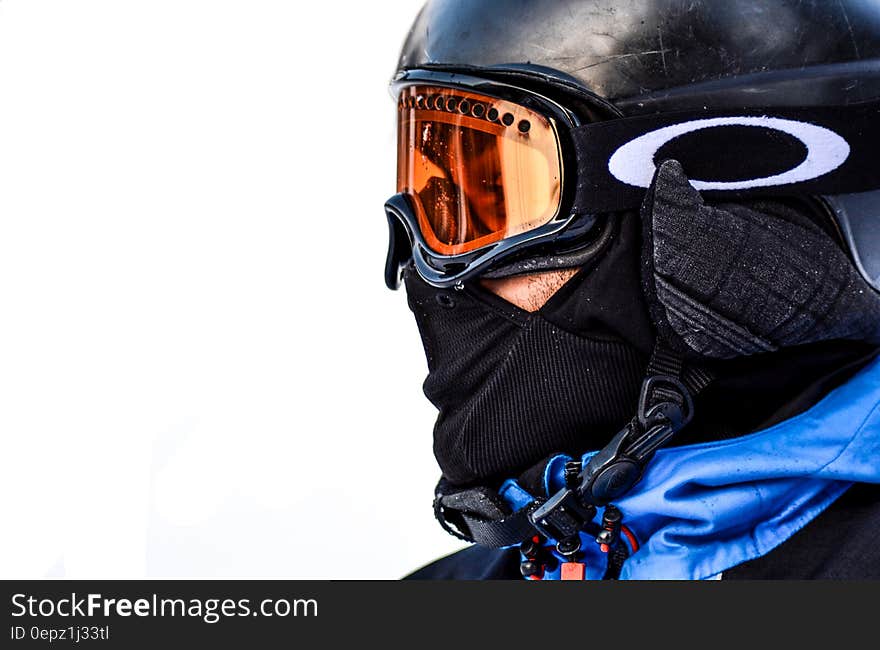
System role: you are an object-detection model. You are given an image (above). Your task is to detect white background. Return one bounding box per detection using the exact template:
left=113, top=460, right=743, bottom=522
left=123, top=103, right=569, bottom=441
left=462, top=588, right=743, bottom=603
left=0, top=0, right=466, bottom=578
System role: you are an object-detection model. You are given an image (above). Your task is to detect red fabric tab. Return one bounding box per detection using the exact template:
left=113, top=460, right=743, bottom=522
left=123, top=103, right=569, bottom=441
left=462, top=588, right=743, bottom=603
left=561, top=562, right=585, bottom=581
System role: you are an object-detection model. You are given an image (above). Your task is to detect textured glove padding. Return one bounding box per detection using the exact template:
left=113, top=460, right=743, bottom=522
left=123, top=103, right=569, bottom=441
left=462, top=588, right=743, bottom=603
left=641, top=160, right=880, bottom=360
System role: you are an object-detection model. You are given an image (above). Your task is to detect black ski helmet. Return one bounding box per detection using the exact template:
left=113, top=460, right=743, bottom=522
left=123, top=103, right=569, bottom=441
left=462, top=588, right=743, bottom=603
left=393, top=0, right=880, bottom=289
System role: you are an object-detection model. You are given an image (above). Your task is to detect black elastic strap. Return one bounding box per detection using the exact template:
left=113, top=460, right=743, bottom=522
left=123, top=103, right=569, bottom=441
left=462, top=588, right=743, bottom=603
left=433, top=483, right=541, bottom=548
left=642, top=343, right=714, bottom=406
left=434, top=501, right=540, bottom=548
left=646, top=344, right=683, bottom=378
left=572, top=100, right=880, bottom=214
left=643, top=344, right=686, bottom=406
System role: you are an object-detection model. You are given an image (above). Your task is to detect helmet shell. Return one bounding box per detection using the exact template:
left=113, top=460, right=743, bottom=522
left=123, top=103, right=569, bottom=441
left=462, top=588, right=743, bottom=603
left=398, top=0, right=880, bottom=113
left=395, top=0, right=880, bottom=290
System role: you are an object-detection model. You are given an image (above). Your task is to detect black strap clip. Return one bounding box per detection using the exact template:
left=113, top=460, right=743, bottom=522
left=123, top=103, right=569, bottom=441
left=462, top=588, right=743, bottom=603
left=528, top=485, right=597, bottom=542
left=528, top=375, right=693, bottom=540
left=581, top=374, right=694, bottom=505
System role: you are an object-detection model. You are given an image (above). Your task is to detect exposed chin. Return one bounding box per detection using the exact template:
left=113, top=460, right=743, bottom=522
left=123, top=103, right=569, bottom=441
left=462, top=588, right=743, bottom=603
left=479, top=268, right=579, bottom=312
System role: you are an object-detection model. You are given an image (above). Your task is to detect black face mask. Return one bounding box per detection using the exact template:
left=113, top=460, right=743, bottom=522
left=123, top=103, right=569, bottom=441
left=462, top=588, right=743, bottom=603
left=404, top=215, right=655, bottom=487
left=405, top=159, right=880, bottom=491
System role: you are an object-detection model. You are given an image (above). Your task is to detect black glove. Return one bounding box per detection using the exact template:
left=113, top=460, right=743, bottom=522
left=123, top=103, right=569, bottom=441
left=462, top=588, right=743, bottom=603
left=641, top=159, right=880, bottom=360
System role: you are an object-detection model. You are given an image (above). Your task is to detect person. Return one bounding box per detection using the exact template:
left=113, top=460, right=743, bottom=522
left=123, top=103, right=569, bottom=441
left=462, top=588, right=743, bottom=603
left=383, top=0, right=880, bottom=580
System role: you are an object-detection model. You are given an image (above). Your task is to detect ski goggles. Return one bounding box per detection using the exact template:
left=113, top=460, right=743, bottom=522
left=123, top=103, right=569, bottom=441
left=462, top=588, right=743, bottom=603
left=396, top=84, right=563, bottom=258
left=385, top=69, right=880, bottom=289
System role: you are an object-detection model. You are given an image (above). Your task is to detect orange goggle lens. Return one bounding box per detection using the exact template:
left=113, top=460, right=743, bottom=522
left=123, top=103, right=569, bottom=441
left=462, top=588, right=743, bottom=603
left=397, top=85, right=563, bottom=256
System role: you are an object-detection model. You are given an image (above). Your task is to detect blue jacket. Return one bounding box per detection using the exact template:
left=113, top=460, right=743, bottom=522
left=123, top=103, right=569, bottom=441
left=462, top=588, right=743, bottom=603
left=408, top=356, right=880, bottom=580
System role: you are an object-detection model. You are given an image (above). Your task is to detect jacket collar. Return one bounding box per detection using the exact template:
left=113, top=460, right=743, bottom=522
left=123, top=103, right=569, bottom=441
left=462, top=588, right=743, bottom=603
left=500, top=356, right=880, bottom=579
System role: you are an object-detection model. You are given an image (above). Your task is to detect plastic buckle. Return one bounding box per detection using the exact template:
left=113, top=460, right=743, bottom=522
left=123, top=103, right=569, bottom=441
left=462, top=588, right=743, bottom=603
left=528, top=488, right=596, bottom=542
left=625, top=375, right=695, bottom=462
left=572, top=376, right=695, bottom=508
left=527, top=375, right=695, bottom=541
left=575, top=424, right=642, bottom=506
left=637, top=375, right=693, bottom=431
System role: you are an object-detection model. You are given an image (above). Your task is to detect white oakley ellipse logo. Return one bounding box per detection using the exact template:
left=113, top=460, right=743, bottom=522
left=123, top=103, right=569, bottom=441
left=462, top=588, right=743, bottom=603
left=608, top=116, right=851, bottom=190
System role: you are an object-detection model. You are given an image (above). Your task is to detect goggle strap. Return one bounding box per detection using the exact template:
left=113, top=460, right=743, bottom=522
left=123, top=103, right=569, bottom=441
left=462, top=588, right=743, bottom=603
left=572, top=99, right=880, bottom=214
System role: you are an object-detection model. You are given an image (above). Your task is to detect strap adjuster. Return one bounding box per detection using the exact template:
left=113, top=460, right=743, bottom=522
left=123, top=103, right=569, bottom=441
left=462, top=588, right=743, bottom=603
left=528, top=489, right=596, bottom=542
left=528, top=374, right=695, bottom=539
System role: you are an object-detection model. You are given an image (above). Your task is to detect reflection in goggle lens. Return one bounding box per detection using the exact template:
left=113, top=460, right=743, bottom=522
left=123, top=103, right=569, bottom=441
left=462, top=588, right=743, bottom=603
left=397, top=85, right=563, bottom=256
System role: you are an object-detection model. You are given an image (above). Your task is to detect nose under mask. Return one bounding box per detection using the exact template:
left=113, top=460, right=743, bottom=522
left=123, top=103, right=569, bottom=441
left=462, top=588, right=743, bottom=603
left=404, top=215, right=655, bottom=487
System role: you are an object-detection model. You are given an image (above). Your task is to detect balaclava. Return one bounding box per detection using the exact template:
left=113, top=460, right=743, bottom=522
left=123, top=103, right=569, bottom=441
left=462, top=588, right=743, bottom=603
left=406, top=159, right=880, bottom=491
left=405, top=211, right=652, bottom=487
